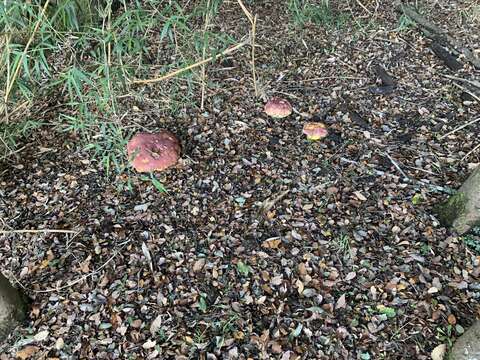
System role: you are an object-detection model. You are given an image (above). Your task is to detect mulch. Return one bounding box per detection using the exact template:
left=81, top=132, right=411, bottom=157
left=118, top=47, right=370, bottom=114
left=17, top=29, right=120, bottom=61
left=1, top=1, right=479, bottom=359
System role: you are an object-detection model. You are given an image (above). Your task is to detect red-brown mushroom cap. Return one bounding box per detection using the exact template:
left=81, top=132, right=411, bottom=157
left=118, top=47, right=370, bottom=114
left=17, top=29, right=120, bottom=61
left=302, top=122, right=328, bottom=140
left=127, top=130, right=181, bottom=172
left=264, top=97, right=292, bottom=118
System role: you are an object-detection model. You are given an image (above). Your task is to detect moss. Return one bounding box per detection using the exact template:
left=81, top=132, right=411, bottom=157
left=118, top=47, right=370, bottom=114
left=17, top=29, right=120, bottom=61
left=434, top=192, right=467, bottom=227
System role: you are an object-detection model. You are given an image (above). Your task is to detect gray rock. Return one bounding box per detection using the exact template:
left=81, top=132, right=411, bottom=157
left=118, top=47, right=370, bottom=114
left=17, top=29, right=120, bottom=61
left=450, top=320, right=480, bottom=360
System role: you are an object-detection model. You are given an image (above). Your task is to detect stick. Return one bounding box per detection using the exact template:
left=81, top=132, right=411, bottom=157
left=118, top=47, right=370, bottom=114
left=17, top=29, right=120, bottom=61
left=31, top=250, right=119, bottom=293
left=251, top=15, right=258, bottom=96
left=452, top=82, right=480, bottom=103
left=397, top=4, right=480, bottom=69
left=461, top=143, right=480, bottom=161
left=356, top=0, right=372, bottom=14
left=439, top=74, right=480, bottom=89
left=131, top=40, right=248, bottom=85
left=0, top=229, right=78, bottom=235
left=236, top=0, right=258, bottom=96
left=200, top=0, right=211, bottom=110
left=383, top=152, right=409, bottom=179
left=339, top=157, right=454, bottom=194
left=439, top=117, right=480, bottom=140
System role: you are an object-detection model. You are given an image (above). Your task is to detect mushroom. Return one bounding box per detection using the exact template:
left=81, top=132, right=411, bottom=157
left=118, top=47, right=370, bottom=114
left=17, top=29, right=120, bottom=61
left=127, top=130, right=181, bottom=172
left=264, top=97, right=292, bottom=118
left=302, top=122, right=328, bottom=140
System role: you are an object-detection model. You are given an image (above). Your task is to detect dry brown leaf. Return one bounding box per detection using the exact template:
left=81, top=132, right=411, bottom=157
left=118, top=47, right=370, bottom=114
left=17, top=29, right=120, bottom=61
left=16, top=346, right=40, bottom=360
left=298, top=263, right=307, bottom=276
left=296, top=279, right=304, bottom=294
left=262, top=238, right=281, bottom=249
left=233, top=331, right=245, bottom=340
left=271, top=341, right=283, bottom=354
left=193, top=258, right=206, bottom=272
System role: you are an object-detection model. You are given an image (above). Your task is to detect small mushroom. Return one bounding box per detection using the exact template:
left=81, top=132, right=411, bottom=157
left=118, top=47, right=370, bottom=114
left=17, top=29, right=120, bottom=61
left=264, top=97, right=292, bottom=118
left=127, top=130, right=181, bottom=172
left=303, top=122, right=328, bottom=140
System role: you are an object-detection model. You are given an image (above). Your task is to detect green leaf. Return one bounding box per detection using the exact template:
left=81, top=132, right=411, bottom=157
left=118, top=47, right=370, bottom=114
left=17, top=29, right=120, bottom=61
left=150, top=174, right=167, bottom=193
left=412, top=193, right=423, bottom=205
left=290, top=323, right=303, bottom=338
left=236, top=261, right=250, bottom=276
left=306, top=306, right=324, bottom=313
left=376, top=305, right=396, bottom=318
left=198, top=296, right=207, bottom=313
left=234, top=196, right=245, bottom=206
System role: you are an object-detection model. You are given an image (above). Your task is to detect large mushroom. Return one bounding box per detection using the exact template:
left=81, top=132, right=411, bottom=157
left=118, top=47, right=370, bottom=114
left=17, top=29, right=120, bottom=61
left=264, top=97, right=292, bottom=118
left=302, top=122, right=328, bottom=140
left=127, top=130, right=181, bottom=172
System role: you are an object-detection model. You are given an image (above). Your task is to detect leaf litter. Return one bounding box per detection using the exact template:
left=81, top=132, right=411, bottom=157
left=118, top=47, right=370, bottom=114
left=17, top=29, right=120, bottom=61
left=1, top=1, right=480, bottom=359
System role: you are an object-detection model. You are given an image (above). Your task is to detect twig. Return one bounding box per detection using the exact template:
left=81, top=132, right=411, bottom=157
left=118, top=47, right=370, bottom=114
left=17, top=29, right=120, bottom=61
left=439, top=74, right=480, bottom=89
left=251, top=15, right=258, bottom=96
left=131, top=40, right=248, bottom=85
left=461, top=143, right=480, bottom=162
left=260, top=189, right=290, bottom=215
left=31, top=250, right=120, bottom=293
left=236, top=0, right=258, bottom=96
left=356, top=0, right=372, bottom=14
left=200, top=0, right=211, bottom=110
left=439, top=117, right=480, bottom=140
left=452, top=82, right=480, bottom=103
left=0, top=229, right=78, bottom=235
left=339, top=157, right=454, bottom=194
left=383, top=152, right=409, bottom=179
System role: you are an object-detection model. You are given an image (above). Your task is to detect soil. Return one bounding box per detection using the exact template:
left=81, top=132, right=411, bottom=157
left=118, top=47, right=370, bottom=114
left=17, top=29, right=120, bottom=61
left=1, top=1, right=480, bottom=359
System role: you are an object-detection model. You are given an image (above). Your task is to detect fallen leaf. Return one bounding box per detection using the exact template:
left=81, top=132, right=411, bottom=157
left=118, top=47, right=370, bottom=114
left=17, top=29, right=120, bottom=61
left=257, top=295, right=267, bottom=305
left=296, top=279, right=304, bottom=294
left=271, top=341, right=283, bottom=354
left=345, top=271, right=356, bottom=281
left=141, top=242, right=153, bottom=272
left=193, top=258, right=206, bottom=272
left=55, top=338, right=64, bottom=350
left=262, top=237, right=281, bottom=249
left=34, top=330, right=49, bottom=342
left=16, top=346, right=40, bottom=360
left=233, top=331, right=244, bottom=340
left=298, top=263, right=307, bottom=276
left=271, top=275, right=283, bottom=286
left=143, top=339, right=156, bottom=349
left=150, top=315, right=162, bottom=335
left=336, top=294, right=346, bottom=309
left=354, top=191, right=367, bottom=201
